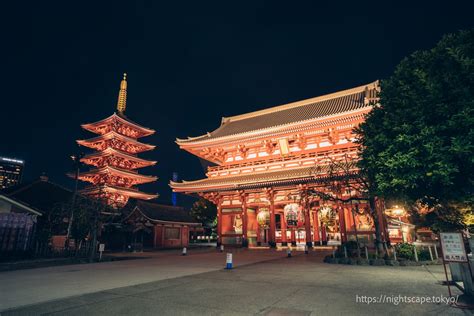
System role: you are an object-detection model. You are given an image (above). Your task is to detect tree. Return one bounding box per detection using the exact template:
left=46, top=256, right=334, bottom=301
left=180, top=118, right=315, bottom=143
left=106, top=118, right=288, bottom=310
left=356, top=29, right=474, bottom=232
left=305, top=154, right=385, bottom=254
left=190, top=198, right=217, bottom=235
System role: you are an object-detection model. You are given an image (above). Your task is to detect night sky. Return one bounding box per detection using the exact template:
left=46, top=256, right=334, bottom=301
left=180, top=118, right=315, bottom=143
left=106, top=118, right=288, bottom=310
left=2, top=1, right=473, bottom=207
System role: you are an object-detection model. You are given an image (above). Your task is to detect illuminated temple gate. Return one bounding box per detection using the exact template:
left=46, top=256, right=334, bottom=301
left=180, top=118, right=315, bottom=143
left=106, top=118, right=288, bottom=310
left=171, top=81, right=389, bottom=247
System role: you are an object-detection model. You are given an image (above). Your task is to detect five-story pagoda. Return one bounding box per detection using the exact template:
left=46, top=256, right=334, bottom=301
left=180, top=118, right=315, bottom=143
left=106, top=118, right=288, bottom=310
left=74, top=74, right=158, bottom=206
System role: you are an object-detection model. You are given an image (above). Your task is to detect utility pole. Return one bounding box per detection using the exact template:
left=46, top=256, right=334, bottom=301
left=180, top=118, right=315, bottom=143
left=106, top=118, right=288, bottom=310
left=89, top=187, right=105, bottom=262
left=66, top=152, right=84, bottom=250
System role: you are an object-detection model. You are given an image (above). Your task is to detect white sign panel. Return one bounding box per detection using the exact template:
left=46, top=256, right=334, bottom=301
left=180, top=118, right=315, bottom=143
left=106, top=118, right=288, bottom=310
left=440, top=232, right=467, bottom=262
left=99, top=243, right=105, bottom=252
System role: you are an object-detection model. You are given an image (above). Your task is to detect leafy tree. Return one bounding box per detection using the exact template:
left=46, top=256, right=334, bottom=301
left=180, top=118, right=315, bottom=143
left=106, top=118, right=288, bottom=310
left=305, top=155, right=385, bottom=254
left=357, top=30, right=474, bottom=231
left=190, top=198, right=217, bottom=233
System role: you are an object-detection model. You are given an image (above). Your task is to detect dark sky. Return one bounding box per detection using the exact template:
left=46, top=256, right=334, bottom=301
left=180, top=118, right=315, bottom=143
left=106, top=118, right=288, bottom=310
left=2, top=1, right=473, bottom=207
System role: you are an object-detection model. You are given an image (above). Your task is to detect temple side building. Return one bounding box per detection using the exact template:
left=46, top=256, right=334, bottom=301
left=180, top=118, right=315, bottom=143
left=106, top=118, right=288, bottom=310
left=171, top=81, right=410, bottom=247
left=74, top=74, right=158, bottom=206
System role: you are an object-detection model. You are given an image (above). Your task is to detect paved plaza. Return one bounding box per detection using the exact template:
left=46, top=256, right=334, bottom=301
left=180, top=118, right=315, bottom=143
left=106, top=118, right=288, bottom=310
left=0, top=249, right=470, bottom=315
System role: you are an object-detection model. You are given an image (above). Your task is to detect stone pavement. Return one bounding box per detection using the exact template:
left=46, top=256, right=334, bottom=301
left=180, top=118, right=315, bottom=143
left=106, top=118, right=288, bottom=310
left=1, top=249, right=471, bottom=315
left=0, top=248, right=288, bottom=311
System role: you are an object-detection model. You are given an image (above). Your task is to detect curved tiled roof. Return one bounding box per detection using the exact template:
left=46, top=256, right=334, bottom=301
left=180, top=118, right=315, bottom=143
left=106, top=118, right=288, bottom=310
left=170, top=163, right=358, bottom=193
left=2, top=179, right=73, bottom=214
left=81, top=113, right=155, bottom=137
left=177, top=81, right=378, bottom=144
left=127, top=200, right=199, bottom=224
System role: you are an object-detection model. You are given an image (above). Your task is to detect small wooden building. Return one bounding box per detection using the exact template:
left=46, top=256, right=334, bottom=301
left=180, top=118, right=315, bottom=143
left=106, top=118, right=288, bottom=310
left=124, top=200, right=202, bottom=249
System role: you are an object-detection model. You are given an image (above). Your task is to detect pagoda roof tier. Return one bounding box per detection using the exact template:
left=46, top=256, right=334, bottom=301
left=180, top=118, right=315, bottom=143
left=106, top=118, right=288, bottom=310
left=76, top=165, right=158, bottom=185
left=81, top=113, right=155, bottom=138
left=177, top=81, right=379, bottom=146
left=80, top=184, right=158, bottom=200
left=81, top=147, right=157, bottom=169
left=77, top=131, right=155, bottom=154
left=170, top=163, right=358, bottom=193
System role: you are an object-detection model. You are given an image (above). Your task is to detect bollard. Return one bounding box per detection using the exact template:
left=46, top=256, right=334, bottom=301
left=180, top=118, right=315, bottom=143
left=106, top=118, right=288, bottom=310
left=375, top=246, right=379, bottom=259
left=304, top=245, right=308, bottom=254
left=344, top=245, right=348, bottom=259
left=413, top=246, right=419, bottom=262
left=433, top=245, right=438, bottom=259
left=428, top=246, right=434, bottom=261
left=365, top=246, right=369, bottom=260
left=226, top=253, right=233, bottom=269
left=287, top=247, right=292, bottom=258
left=332, top=247, right=336, bottom=259
left=393, top=247, right=397, bottom=261
left=182, top=247, right=187, bottom=256
left=220, top=245, right=224, bottom=252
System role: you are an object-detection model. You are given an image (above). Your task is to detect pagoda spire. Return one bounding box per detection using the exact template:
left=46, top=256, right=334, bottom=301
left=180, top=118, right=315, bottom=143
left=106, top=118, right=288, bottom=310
left=117, top=73, right=127, bottom=113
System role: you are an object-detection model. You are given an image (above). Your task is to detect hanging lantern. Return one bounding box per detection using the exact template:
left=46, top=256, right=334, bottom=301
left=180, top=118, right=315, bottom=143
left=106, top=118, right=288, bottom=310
left=257, top=208, right=270, bottom=228
left=284, top=203, right=299, bottom=227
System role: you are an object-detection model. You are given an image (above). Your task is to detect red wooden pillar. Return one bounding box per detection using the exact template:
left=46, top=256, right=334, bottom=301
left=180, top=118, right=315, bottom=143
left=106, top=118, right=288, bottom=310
left=321, top=223, right=327, bottom=245
left=304, top=207, right=313, bottom=247
left=256, top=223, right=262, bottom=245
left=241, top=193, right=248, bottom=247
left=338, top=205, right=347, bottom=243
left=290, top=229, right=296, bottom=246
left=268, top=190, right=276, bottom=247
left=281, top=211, right=288, bottom=246
left=217, top=198, right=223, bottom=246
left=313, top=210, right=320, bottom=244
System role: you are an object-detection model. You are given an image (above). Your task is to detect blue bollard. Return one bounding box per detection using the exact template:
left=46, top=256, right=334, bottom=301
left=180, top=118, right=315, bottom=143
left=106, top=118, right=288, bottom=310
left=226, top=253, right=233, bottom=269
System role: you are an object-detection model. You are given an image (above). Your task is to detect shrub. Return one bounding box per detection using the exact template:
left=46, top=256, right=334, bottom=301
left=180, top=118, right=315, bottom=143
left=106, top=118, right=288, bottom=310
left=419, top=249, right=432, bottom=261
left=396, top=243, right=417, bottom=260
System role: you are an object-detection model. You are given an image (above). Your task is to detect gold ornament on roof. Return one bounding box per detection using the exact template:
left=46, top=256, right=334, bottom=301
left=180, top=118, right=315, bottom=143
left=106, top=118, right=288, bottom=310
left=117, top=73, right=127, bottom=113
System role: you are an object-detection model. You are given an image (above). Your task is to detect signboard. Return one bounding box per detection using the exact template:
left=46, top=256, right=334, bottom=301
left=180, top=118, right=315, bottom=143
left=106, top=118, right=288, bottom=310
left=440, top=232, right=468, bottom=262
left=99, top=243, right=105, bottom=252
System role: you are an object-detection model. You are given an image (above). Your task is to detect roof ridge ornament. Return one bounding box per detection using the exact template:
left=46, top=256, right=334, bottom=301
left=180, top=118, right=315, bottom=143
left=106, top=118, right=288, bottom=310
left=117, top=73, right=127, bottom=113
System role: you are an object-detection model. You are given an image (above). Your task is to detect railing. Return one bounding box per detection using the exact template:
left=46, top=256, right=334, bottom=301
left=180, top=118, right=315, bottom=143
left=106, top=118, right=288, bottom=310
left=207, top=148, right=360, bottom=174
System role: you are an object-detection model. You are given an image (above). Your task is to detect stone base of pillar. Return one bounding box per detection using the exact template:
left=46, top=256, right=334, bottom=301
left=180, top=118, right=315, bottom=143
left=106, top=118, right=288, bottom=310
left=306, top=241, right=313, bottom=248
left=281, top=242, right=288, bottom=246
left=291, top=241, right=297, bottom=246
left=321, top=240, right=327, bottom=246
left=257, top=241, right=261, bottom=246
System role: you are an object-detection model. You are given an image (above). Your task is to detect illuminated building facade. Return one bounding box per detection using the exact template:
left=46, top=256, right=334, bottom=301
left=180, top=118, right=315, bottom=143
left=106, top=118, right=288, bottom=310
left=171, top=81, right=395, bottom=247
left=0, top=157, right=25, bottom=190
left=74, top=74, right=158, bottom=206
